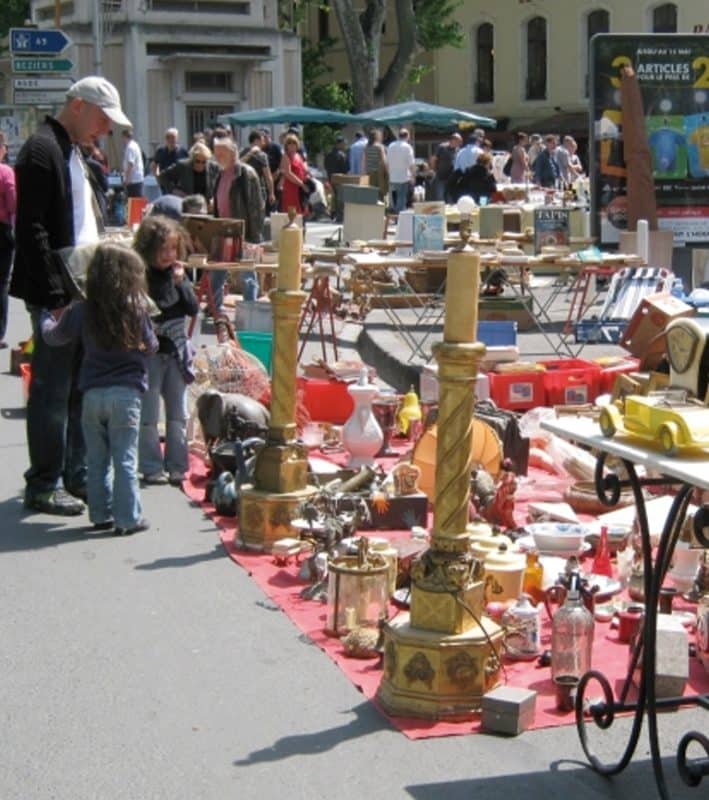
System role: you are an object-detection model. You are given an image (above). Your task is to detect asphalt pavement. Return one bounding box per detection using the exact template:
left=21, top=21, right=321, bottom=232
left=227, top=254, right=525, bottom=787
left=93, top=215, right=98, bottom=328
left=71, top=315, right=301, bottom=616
left=0, top=223, right=705, bottom=799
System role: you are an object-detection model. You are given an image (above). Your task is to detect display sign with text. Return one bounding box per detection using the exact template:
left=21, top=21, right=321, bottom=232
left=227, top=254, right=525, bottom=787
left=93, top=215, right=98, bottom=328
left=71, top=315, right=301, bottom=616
left=590, top=34, right=709, bottom=245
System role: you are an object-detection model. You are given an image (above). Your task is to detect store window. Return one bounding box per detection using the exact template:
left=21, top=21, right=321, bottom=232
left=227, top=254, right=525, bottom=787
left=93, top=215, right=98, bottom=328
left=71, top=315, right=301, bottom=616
left=185, top=72, right=233, bottom=92
left=526, top=16, right=547, bottom=101
left=319, top=1, right=330, bottom=41
left=475, top=23, right=494, bottom=104
left=652, top=3, right=677, bottom=33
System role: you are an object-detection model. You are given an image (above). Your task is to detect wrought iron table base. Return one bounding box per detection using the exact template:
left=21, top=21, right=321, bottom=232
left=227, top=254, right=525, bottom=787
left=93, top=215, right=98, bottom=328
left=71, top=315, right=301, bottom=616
left=574, top=453, right=709, bottom=799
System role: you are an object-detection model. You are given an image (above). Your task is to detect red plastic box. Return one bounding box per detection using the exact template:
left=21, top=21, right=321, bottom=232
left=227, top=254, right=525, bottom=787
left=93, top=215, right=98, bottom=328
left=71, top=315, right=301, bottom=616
left=488, top=370, right=546, bottom=411
left=539, top=358, right=601, bottom=406
left=297, top=377, right=354, bottom=424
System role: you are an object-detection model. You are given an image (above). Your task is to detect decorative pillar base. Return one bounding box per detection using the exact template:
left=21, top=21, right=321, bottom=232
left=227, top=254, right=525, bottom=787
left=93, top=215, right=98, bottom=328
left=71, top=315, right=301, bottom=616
left=238, top=484, right=317, bottom=552
left=377, top=614, right=503, bottom=720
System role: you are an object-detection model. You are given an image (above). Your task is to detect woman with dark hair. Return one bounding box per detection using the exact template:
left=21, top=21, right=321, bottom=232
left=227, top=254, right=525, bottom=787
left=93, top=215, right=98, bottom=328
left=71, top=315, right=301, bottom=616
left=363, top=128, right=388, bottom=202
left=458, top=152, right=497, bottom=203
left=279, top=133, right=309, bottom=215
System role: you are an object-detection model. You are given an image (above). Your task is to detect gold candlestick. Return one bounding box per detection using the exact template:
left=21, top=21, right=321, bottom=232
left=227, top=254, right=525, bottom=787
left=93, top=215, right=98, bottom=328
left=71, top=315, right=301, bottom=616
left=238, top=213, right=316, bottom=550
left=376, top=231, right=502, bottom=719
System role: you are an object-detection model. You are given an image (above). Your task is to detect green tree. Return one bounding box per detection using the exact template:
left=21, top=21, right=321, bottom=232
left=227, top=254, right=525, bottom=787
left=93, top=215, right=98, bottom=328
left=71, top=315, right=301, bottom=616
left=329, top=0, right=464, bottom=111
left=0, top=1, right=30, bottom=38
left=302, top=36, right=353, bottom=159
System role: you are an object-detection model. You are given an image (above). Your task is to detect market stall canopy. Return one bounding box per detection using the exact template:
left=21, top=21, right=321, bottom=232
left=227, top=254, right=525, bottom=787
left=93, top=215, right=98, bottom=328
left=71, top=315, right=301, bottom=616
left=355, top=101, right=496, bottom=129
left=218, top=105, right=356, bottom=126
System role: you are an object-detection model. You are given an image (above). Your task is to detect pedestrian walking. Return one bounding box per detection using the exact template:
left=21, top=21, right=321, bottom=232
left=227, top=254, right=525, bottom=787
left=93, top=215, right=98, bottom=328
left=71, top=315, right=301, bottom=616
left=39, top=243, right=158, bottom=535
left=134, top=215, right=198, bottom=487
left=0, top=132, right=16, bottom=349
left=11, top=75, right=130, bottom=516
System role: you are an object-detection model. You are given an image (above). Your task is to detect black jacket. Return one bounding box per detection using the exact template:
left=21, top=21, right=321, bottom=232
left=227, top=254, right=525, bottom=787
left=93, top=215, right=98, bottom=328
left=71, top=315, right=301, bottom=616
left=10, top=117, right=75, bottom=307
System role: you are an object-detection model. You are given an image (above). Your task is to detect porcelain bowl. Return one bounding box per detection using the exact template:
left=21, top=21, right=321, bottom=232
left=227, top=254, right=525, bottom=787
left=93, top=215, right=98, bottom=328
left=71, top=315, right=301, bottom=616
left=525, top=522, right=588, bottom=554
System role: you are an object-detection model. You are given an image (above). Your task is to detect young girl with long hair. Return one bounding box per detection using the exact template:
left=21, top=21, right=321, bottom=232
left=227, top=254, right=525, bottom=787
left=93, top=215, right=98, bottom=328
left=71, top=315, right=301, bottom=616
left=134, top=215, right=198, bottom=486
left=40, top=243, right=158, bottom=535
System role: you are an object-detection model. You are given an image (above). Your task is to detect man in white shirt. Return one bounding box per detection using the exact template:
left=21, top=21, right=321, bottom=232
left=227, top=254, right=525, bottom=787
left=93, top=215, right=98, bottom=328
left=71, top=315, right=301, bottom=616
left=387, top=128, right=415, bottom=213
left=122, top=128, right=144, bottom=197
left=454, top=129, right=485, bottom=173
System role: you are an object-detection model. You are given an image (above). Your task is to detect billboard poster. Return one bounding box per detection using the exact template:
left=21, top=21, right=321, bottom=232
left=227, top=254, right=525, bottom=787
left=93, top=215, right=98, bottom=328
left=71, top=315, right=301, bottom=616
left=0, top=106, right=41, bottom=164
left=590, top=34, right=709, bottom=246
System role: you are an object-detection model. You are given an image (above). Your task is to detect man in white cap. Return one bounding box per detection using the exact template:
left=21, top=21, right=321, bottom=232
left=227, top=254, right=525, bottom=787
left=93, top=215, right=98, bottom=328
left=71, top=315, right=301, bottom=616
left=10, top=75, right=131, bottom=516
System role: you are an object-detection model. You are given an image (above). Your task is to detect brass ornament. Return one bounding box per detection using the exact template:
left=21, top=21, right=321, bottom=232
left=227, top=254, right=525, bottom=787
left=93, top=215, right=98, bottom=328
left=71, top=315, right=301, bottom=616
left=404, top=652, right=435, bottom=689
left=446, top=651, right=479, bottom=689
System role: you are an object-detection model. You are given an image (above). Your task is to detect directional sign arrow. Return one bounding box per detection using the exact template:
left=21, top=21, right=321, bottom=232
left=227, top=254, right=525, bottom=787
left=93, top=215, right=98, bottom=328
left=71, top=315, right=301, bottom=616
left=10, top=28, right=72, bottom=55
left=12, top=57, right=75, bottom=73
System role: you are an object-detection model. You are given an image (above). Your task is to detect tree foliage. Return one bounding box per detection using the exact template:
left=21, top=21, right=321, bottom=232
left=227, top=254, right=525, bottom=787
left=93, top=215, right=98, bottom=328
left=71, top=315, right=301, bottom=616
left=0, top=0, right=30, bottom=38
left=302, top=36, right=353, bottom=158
left=329, top=0, right=464, bottom=111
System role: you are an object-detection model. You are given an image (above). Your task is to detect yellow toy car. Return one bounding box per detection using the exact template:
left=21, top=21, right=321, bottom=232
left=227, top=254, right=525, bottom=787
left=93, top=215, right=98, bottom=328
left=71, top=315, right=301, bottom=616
left=599, top=390, right=709, bottom=456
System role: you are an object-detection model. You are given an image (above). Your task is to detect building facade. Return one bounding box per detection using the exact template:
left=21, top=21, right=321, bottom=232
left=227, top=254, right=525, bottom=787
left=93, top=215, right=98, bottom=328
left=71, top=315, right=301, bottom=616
left=3, top=0, right=300, bottom=157
left=304, top=1, right=709, bottom=142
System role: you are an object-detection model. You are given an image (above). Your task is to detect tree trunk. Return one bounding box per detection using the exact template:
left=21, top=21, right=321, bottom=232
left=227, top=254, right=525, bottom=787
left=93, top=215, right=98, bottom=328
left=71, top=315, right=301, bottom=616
left=375, top=0, right=420, bottom=105
left=331, top=0, right=386, bottom=111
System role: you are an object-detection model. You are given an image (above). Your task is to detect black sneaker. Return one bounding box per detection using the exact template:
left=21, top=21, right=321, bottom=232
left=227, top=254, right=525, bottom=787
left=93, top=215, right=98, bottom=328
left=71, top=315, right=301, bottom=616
left=25, top=488, right=85, bottom=516
left=92, top=521, right=115, bottom=532
left=115, top=518, right=150, bottom=536
left=66, top=484, right=88, bottom=502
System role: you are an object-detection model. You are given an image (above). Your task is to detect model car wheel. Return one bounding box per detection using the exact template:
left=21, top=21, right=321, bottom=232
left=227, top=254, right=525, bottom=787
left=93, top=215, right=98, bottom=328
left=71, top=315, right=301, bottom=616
left=599, top=408, right=616, bottom=438
left=658, top=422, right=679, bottom=456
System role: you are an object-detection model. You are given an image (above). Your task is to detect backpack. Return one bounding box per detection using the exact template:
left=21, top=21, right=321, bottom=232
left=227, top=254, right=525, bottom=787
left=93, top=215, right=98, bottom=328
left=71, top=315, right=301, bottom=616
left=503, top=155, right=513, bottom=177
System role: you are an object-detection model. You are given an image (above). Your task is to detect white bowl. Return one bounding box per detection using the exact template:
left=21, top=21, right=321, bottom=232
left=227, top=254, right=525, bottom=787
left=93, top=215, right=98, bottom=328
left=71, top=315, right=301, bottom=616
left=525, top=522, right=588, bottom=553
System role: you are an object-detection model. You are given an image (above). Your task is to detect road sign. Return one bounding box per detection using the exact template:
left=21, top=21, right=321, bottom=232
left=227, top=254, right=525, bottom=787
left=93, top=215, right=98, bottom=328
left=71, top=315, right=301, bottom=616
left=13, top=77, right=73, bottom=92
left=12, top=57, right=74, bottom=73
left=10, top=28, right=72, bottom=55
left=13, top=89, right=67, bottom=106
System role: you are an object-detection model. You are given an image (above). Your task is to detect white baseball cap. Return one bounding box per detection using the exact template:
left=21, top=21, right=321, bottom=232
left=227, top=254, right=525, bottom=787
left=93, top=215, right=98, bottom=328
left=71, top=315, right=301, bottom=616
left=66, top=76, right=132, bottom=128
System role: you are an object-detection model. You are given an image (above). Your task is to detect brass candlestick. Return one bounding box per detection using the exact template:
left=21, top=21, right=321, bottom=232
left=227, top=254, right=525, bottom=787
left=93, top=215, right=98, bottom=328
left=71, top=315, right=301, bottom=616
left=376, top=234, right=503, bottom=720
left=238, top=213, right=316, bottom=550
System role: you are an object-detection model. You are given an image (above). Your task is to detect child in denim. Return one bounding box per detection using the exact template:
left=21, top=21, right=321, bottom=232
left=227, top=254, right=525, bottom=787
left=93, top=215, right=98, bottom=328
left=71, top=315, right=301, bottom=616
left=40, top=244, right=158, bottom=535
left=134, top=215, right=198, bottom=486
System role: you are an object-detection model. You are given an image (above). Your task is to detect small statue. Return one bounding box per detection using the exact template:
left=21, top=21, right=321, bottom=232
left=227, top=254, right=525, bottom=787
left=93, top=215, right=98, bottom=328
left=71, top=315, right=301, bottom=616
left=482, top=458, right=518, bottom=530
left=397, top=385, right=422, bottom=439
left=470, top=467, right=496, bottom=516
left=392, top=462, right=421, bottom=496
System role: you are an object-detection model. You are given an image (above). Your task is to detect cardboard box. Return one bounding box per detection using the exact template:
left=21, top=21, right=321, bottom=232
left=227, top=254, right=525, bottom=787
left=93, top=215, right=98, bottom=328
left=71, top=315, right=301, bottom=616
left=619, top=292, right=695, bottom=369
left=482, top=686, right=537, bottom=736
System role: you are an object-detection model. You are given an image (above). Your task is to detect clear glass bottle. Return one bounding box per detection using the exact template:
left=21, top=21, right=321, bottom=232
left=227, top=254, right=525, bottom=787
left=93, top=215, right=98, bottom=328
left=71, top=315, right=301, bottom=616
left=522, top=550, right=544, bottom=605
left=551, top=572, right=595, bottom=683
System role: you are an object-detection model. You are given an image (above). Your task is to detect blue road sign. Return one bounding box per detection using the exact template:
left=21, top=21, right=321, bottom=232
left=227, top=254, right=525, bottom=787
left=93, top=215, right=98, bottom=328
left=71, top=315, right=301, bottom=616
left=10, top=28, right=72, bottom=55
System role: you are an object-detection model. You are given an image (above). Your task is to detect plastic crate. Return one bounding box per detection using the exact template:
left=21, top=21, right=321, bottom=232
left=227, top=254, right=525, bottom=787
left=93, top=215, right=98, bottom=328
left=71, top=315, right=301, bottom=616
left=297, top=377, right=354, bottom=424
left=477, top=320, right=518, bottom=347
left=594, top=357, right=641, bottom=394
left=236, top=331, right=272, bottom=374
left=488, top=370, right=546, bottom=411
left=539, top=358, right=601, bottom=406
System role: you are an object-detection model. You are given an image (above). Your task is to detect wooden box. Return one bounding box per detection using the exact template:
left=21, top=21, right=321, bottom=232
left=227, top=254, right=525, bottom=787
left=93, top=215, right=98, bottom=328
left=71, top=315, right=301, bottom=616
left=481, top=685, right=537, bottom=736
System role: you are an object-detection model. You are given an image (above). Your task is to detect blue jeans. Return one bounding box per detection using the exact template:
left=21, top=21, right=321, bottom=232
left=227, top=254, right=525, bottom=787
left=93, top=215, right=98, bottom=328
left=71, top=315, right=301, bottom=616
left=25, top=306, right=86, bottom=496
left=82, top=386, right=142, bottom=528
left=139, top=353, right=188, bottom=476
left=209, top=269, right=258, bottom=313
left=390, top=181, right=410, bottom=213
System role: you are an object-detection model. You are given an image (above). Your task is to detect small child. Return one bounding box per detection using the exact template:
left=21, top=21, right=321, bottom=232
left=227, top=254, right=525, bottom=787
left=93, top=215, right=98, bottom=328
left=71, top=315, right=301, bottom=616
left=40, top=243, right=158, bottom=535
left=134, top=214, right=198, bottom=486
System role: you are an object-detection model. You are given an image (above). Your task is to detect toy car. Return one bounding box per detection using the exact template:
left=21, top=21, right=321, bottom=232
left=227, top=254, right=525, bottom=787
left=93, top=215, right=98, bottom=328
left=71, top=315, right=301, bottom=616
left=599, top=390, right=709, bottom=456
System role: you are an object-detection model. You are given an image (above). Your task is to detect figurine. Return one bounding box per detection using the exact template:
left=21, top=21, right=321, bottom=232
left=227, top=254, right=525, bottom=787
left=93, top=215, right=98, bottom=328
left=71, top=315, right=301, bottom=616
left=470, top=467, right=496, bottom=516
left=397, top=385, right=422, bottom=439
left=392, top=462, right=421, bottom=496
left=481, top=458, right=518, bottom=530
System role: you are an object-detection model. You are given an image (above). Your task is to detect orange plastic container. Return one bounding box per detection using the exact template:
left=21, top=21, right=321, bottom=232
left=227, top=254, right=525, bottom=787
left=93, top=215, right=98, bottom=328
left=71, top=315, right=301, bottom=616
left=488, top=370, right=546, bottom=411
left=539, top=358, right=601, bottom=406
left=297, top=377, right=354, bottom=424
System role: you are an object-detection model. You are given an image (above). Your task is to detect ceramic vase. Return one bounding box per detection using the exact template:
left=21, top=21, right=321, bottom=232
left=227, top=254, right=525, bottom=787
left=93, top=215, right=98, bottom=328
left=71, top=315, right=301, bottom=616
left=342, top=369, right=383, bottom=468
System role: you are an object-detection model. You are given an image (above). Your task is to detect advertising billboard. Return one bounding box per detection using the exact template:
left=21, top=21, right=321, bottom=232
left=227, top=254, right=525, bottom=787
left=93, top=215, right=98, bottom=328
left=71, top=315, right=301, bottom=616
left=590, top=34, right=709, bottom=245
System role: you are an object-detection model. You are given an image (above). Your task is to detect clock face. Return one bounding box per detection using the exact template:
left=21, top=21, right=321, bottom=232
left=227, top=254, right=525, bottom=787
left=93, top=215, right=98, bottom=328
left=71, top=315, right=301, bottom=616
left=667, top=324, right=698, bottom=374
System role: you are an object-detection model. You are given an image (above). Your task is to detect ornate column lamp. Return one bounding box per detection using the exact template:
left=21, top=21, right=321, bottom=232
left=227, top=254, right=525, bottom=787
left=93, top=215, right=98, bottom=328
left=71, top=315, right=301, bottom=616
left=377, top=232, right=503, bottom=719
left=239, top=211, right=316, bottom=550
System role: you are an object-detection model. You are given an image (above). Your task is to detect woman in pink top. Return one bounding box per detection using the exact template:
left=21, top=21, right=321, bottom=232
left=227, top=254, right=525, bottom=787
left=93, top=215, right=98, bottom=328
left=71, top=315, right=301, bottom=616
left=0, top=132, right=17, bottom=348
